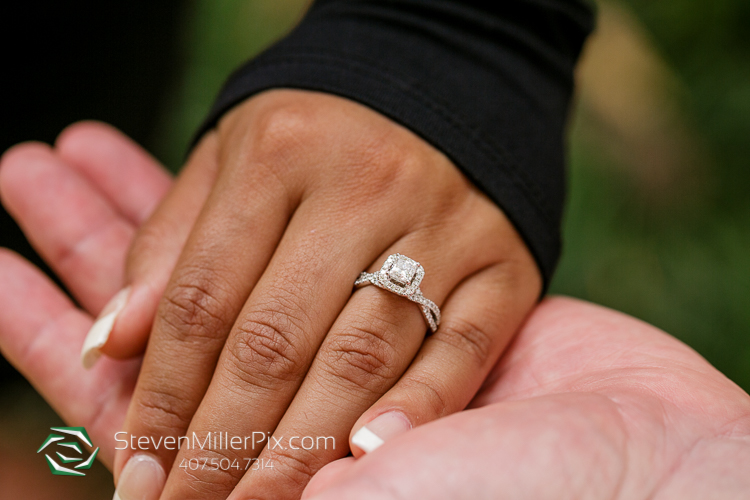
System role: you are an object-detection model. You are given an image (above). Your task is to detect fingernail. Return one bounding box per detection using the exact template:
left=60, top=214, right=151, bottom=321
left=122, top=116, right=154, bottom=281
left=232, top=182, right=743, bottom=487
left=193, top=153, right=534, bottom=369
left=81, top=287, right=130, bottom=369
left=113, top=453, right=165, bottom=500
left=352, top=411, right=412, bottom=454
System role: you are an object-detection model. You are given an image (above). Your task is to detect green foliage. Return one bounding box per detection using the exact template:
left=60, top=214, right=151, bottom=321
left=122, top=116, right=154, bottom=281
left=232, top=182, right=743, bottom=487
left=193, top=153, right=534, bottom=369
left=620, top=0, right=750, bottom=204
left=552, top=1, right=750, bottom=388
left=552, top=139, right=750, bottom=389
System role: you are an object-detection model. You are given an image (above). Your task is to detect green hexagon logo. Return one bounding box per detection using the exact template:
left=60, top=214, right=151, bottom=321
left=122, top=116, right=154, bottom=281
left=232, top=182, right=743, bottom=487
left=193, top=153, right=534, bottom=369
left=37, top=427, right=99, bottom=476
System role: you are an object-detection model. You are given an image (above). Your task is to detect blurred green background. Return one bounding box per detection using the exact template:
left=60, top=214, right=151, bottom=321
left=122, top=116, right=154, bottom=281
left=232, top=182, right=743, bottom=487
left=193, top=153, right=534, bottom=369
left=557, top=0, right=750, bottom=391
left=1, top=0, right=748, bottom=497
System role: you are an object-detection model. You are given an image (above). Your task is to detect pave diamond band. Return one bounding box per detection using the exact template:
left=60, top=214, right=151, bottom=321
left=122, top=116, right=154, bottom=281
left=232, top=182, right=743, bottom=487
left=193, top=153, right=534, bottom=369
left=354, top=254, right=441, bottom=333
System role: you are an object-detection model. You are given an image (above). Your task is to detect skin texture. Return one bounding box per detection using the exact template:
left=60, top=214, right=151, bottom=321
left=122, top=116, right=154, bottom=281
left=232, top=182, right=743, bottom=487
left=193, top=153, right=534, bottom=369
left=73, top=90, right=541, bottom=500
left=303, top=299, right=750, bottom=499
left=1, top=120, right=750, bottom=499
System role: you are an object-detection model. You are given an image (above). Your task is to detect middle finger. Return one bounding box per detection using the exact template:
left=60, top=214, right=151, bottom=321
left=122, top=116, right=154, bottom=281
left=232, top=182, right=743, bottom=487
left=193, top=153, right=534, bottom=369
left=155, top=194, right=408, bottom=499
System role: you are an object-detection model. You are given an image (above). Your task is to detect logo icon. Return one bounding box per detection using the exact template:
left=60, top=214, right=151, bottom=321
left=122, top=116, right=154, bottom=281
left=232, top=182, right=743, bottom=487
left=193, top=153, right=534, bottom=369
left=37, top=427, right=99, bottom=476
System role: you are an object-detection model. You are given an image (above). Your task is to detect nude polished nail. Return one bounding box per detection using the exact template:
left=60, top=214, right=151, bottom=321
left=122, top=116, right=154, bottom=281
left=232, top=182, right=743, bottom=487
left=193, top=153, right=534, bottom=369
left=352, top=411, right=412, bottom=454
left=112, top=453, right=165, bottom=500
left=80, top=287, right=130, bottom=369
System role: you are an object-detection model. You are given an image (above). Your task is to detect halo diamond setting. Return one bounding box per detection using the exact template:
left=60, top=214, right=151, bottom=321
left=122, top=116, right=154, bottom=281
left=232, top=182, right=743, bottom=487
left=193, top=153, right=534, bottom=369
left=354, top=253, right=440, bottom=333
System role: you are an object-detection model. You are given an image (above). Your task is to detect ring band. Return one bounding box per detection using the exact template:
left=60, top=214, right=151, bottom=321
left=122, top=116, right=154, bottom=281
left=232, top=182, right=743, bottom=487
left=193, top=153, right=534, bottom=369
left=354, top=253, right=440, bottom=333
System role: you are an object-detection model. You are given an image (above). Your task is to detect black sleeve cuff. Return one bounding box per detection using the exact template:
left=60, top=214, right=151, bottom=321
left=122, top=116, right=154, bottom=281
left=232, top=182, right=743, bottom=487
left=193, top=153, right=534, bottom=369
left=194, top=0, right=594, bottom=291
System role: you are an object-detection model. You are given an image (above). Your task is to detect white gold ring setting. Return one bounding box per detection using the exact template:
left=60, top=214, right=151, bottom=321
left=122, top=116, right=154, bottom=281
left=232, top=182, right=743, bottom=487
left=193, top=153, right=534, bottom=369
left=354, top=253, right=440, bottom=333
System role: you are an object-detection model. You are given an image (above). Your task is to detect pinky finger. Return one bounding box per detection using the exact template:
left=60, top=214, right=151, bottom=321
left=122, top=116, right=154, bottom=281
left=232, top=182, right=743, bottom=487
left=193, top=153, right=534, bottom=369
left=348, top=261, right=540, bottom=456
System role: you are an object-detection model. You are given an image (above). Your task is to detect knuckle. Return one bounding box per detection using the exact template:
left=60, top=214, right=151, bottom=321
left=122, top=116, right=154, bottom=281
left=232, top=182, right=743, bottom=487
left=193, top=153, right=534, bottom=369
left=177, top=448, right=244, bottom=492
left=225, top=308, right=307, bottom=386
left=348, top=139, right=424, bottom=199
left=324, top=322, right=399, bottom=392
left=135, top=384, right=193, bottom=431
left=158, top=268, right=233, bottom=344
left=437, top=318, right=494, bottom=367
left=251, top=104, right=317, bottom=165
left=500, top=256, right=543, bottom=298
left=265, top=446, right=318, bottom=484
left=358, top=159, right=405, bottom=199
left=402, top=373, right=451, bottom=418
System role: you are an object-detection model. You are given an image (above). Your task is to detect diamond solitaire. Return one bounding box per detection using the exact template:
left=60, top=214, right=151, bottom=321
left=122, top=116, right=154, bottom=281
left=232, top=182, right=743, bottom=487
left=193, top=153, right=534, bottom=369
left=354, top=253, right=440, bottom=333
left=388, top=255, right=418, bottom=286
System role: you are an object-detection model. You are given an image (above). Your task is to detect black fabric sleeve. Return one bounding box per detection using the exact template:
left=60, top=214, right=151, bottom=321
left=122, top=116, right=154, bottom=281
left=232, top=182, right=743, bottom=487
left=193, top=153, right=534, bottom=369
left=194, top=0, right=594, bottom=290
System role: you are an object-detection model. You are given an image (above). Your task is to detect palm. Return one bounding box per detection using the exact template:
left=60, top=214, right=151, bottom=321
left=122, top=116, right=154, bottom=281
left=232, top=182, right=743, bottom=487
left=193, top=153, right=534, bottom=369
left=1, top=125, right=749, bottom=498
left=304, top=298, right=750, bottom=499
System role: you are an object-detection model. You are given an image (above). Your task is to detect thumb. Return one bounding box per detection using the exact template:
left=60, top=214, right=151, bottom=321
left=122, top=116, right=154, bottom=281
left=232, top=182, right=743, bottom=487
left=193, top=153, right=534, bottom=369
left=302, top=458, right=356, bottom=499
left=81, top=132, right=220, bottom=367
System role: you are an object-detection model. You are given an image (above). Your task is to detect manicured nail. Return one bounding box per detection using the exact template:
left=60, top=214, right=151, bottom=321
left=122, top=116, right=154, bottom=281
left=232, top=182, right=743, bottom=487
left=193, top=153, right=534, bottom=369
left=81, top=287, right=130, bottom=369
left=112, top=454, right=165, bottom=500
left=352, top=411, right=412, bottom=454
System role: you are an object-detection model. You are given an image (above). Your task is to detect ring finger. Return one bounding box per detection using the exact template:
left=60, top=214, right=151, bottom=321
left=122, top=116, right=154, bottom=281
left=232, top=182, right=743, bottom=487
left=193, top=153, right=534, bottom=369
left=222, top=211, right=509, bottom=499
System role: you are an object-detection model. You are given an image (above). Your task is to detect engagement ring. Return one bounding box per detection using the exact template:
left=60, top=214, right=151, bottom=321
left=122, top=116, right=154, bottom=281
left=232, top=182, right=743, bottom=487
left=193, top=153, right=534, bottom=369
left=354, top=253, right=440, bottom=333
